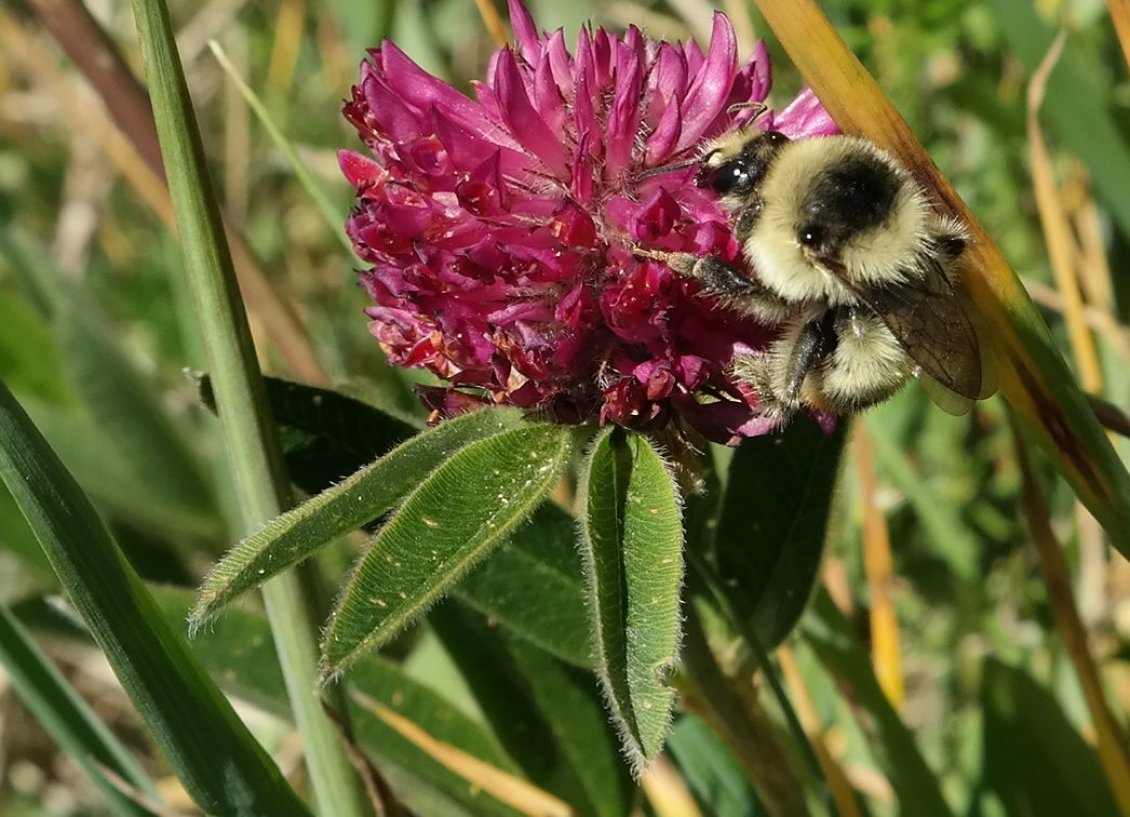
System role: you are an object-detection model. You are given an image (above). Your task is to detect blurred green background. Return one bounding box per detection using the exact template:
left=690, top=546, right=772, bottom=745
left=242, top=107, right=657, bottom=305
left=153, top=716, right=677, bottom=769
left=1, top=0, right=1129, bottom=814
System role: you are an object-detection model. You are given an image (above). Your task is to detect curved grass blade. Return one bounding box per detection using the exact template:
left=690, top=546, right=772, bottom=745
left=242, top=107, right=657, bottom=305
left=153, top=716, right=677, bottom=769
left=577, top=428, right=684, bottom=773
left=0, top=603, right=159, bottom=817
left=0, top=381, right=311, bottom=817
left=192, top=407, right=524, bottom=628
left=708, top=415, right=846, bottom=649
left=322, top=422, right=572, bottom=677
left=752, top=0, right=1130, bottom=556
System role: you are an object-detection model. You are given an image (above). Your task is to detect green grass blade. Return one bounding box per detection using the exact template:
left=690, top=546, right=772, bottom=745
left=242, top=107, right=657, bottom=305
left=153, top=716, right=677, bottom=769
left=0, top=603, right=159, bottom=817
left=192, top=407, right=524, bottom=627
left=981, top=658, right=1121, bottom=817
left=803, top=592, right=953, bottom=817
left=0, top=381, right=311, bottom=817
left=576, top=428, right=684, bottom=773
left=322, top=422, right=572, bottom=677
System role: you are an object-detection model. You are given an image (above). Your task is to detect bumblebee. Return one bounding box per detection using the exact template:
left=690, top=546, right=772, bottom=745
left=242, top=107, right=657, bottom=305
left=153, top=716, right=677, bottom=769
left=650, top=127, right=984, bottom=420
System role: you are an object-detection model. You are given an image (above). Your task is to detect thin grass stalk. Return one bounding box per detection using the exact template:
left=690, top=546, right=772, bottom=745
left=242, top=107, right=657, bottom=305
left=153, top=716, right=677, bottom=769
left=127, top=1, right=369, bottom=815
left=750, top=0, right=1130, bottom=555
left=681, top=608, right=815, bottom=817
left=1013, top=426, right=1130, bottom=817
left=777, top=646, right=866, bottom=817
left=209, top=40, right=353, bottom=255
left=852, top=425, right=905, bottom=709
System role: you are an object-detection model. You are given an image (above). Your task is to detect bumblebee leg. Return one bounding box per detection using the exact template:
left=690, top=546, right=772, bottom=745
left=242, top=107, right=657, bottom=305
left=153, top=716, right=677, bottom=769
left=733, top=317, right=826, bottom=420
left=776, top=319, right=825, bottom=407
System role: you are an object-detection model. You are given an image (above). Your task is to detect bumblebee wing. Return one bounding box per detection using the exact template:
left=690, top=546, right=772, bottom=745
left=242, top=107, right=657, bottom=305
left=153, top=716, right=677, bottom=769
left=820, top=254, right=984, bottom=400
left=918, top=371, right=975, bottom=416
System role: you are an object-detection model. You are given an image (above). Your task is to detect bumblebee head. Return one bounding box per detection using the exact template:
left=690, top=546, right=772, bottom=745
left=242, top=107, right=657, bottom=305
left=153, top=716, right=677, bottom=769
left=696, top=130, right=790, bottom=199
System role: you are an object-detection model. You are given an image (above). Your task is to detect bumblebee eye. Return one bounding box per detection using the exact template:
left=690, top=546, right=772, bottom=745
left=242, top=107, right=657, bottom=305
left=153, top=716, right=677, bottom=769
left=699, top=160, right=751, bottom=196
left=765, top=130, right=790, bottom=145
left=799, top=225, right=824, bottom=247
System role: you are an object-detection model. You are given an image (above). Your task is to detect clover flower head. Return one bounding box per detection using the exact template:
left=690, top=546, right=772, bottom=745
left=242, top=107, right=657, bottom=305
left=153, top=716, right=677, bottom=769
left=341, top=1, right=836, bottom=443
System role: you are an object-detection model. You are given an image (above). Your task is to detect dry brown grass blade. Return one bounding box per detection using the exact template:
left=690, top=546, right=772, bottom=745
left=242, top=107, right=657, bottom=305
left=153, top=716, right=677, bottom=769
left=778, top=645, right=867, bottom=817
left=1027, top=33, right=1110, bottom=628
left=22, top=0, right=328, bottom=386
left=852, top=425, right=905, bottom=710
left=477, top=0, right=510, bottom=48
left=349, top=689, right=576, bottom=817
left=266, top=0, right=305, bottom=95
left=1013, top=424, right=1130, bottom=817
left=1022, top=278, right=1130, bottom=370
left=641, top=757, right=704, bottom=817
left=1108, top=0, right=1130, bottom=71
left=1027, top=33, right=1103, bottom=394
left=751, top=0, right=1130, bottom=557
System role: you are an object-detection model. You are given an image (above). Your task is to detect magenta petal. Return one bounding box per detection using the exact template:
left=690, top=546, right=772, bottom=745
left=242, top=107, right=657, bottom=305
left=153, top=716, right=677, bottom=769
left=676, top=13, right=738, bottom=152
left=645, top=97, right=683, bottom=165
left=494, top=50, right=570, bottom=179
left=605, top=52, right=643, bottom=175
left=382, top=42, right=493, bottom=133
left=533, top=51, right=568, bottom=133
left=338, top=150, right=384, bottom=188
left=507, top=0, right=541, bottom=64
left=771, top=88, right=840, bottom=137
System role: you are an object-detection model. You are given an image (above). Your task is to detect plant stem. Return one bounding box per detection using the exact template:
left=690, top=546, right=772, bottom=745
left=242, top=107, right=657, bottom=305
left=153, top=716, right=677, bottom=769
left=127, top=1, right=369, bottom=815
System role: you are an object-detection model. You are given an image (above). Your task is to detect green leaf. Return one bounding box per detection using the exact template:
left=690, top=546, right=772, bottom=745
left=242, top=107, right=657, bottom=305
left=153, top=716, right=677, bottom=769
left=455, top=503, right=592, bottom=668
left=981, top=658, right=1120, bottom=817
left=323, top=421, right=572, bottom=676
left=0, top=603, right=159, bottom=817
left=0, top=381, right=311, bottom=817
left=192, top=407, right=525, bottom=627
left=803, top=592, right=953, bottom=817
left=709, top=416, right=846, bottom=649
left=577, top=428, right=684, bottom=771
left=153, top=587, right=526, bottom=817
left=197, top=374, right=419, bottom=498
left=431, top=603, right=635, bottom=817
left=667, top=715, right=764, bottom=817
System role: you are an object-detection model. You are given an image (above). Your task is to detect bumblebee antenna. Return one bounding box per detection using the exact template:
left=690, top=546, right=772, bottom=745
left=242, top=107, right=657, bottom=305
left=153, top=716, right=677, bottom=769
left=726, top=101, right=768, bottom=120
left=637, top=159, right=699, bottom=180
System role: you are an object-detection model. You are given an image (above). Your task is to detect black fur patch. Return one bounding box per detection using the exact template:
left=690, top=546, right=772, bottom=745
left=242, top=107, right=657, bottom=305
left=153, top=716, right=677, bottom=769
left=798, top=154, right=899, bottom=257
